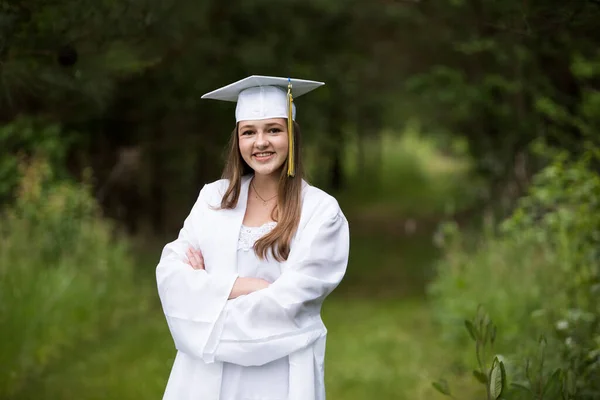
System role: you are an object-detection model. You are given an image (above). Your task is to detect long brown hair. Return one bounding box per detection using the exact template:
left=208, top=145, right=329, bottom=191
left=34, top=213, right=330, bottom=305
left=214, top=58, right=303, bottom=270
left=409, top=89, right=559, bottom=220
left=220, top=120, right=304, bottom=261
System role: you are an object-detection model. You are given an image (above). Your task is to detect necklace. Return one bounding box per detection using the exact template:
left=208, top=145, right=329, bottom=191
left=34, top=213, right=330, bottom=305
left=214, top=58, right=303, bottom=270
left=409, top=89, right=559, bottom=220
left=251, top=180, right=277, bottom=206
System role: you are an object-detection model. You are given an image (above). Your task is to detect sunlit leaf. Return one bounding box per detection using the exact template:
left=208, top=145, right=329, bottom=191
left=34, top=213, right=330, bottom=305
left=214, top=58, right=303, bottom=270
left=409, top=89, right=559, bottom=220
left=489, top=357, right=506, bottom=400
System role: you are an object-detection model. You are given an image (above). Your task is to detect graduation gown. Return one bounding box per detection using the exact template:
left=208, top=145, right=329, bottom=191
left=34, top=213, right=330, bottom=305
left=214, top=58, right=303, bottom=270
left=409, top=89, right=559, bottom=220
left=156, top=175, right=350, bottom=400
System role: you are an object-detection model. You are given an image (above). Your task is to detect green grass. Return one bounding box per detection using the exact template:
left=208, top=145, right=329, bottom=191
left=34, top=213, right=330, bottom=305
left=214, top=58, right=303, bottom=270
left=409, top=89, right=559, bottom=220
left=324, top=298, right=453, bottom=399
left=13, top=307, right=173, bottom=400
left=338, top=230, right=439, bottom=299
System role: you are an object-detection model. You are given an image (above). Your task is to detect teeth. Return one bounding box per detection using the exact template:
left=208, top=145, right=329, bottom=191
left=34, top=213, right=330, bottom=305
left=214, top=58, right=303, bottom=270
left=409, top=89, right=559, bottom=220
left=255, top=152, right=273, bottom=157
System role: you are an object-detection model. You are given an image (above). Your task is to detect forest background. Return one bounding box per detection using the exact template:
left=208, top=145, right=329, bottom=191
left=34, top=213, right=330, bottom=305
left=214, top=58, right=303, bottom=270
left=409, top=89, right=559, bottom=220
left=1, top=0, right=599, bottom=399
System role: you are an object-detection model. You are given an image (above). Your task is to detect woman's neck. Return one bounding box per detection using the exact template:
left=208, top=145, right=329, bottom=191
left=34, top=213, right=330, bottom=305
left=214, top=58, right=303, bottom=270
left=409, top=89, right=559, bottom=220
left=251, top=173, right=279, bottom=197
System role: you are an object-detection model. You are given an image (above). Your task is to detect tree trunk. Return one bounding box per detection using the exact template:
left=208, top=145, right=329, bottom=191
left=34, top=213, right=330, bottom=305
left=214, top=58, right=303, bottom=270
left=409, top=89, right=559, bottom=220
left=150, top=125, right=165, bottom=234
left=327, top=105, right=345, bottom=191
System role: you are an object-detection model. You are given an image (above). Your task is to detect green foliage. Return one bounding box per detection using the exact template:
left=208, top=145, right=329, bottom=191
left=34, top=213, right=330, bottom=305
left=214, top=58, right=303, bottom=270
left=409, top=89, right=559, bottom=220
left=1, top=0, right=599, bottom=230
left=0, top=157, right=149, bottom=398
left=434, top=310, right=577, bottom=400
left=402, top=1, right=600, bottom=183
left=0, top=116, right=72, bottom=204
left=429, top=148, right=600, bottom=398
left=0, top=0, right=164, bottom=114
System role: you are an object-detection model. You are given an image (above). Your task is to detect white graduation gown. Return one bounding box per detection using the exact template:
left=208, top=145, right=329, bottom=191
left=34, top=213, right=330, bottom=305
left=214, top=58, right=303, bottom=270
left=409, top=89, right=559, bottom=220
left=220, top=221, right=287, bottom=400
left=156, top=175, right=350, bottom=400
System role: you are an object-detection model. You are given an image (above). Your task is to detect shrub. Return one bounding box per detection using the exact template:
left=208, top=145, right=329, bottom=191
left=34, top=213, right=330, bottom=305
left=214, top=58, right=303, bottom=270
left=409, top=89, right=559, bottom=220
left=428, top=146, right=600, bottom=398
left=0, top=116, right=73, bottom=204
left=0, top=158, right=149, bottom=398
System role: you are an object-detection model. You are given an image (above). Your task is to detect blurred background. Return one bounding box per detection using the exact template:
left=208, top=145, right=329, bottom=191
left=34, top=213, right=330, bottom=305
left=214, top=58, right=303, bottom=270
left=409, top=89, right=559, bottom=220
left=1, top=0, right=599, bottom=399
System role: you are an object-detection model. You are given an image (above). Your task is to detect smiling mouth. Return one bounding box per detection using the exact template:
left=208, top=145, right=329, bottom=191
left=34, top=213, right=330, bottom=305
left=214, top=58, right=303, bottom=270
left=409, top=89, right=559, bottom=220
left=253, top=152, right=275, bottom=157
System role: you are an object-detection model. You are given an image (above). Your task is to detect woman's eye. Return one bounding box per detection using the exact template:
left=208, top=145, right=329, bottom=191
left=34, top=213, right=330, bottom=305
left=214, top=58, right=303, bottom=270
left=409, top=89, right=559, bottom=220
left=241, top=130, right=253, bottom=136
left=269, top=128, right=282, bottom=133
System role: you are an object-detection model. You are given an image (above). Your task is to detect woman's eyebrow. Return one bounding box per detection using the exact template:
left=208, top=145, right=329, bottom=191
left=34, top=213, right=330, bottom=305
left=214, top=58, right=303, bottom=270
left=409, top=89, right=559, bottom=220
left=239, top=122, right=283, bottom=131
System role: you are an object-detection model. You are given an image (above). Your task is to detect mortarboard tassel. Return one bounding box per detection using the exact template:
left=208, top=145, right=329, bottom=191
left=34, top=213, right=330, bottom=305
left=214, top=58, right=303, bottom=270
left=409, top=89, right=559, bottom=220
left=287, top=78, right=295, bottom=177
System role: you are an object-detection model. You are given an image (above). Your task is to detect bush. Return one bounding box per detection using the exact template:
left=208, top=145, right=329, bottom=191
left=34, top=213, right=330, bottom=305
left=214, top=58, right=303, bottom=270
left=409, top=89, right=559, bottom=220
left=0, top=116, right=73, bottom=204
left=0, top=158, right=149, bottom=398
left=429, top=147, right=600, bottom=398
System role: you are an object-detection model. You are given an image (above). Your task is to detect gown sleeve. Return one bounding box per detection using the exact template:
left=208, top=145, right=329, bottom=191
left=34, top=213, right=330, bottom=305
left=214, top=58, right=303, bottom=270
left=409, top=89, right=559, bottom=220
left=156, top=185, right=239, bottom=358
left=203, top=202, right=350, bottom=367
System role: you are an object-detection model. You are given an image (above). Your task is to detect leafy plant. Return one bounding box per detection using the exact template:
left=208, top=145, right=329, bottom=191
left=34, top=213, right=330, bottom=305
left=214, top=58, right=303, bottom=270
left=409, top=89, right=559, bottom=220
left=429, top=147, right=600, bottom=399
left=433, top=309, right=577, bottom=400
left=0, top=157, right=150, bottom=398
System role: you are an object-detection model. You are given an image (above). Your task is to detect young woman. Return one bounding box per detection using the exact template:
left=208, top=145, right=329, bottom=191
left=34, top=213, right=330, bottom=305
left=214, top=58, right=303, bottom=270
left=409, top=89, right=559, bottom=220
left=156, top=76, right=350, bottom=400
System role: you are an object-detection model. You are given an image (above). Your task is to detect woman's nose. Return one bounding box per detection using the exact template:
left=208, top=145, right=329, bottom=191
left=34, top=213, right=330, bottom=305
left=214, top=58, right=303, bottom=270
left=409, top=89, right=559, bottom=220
left=255, top=131, right=269, bottom=147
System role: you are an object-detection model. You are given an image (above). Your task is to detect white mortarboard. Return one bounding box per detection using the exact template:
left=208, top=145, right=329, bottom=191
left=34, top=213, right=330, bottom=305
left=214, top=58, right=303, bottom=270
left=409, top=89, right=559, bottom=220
left=201, top=75, right=325, bottom=177
left=201, top=75, right=324, bottom=122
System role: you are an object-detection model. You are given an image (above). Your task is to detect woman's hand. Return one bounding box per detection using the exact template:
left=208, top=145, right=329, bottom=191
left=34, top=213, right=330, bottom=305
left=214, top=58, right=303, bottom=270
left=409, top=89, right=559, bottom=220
left=185, top=246, right=270, bottom=298
left=229, top=277, right=271, bottom=299
left=185, top=247, right=205, bottom=270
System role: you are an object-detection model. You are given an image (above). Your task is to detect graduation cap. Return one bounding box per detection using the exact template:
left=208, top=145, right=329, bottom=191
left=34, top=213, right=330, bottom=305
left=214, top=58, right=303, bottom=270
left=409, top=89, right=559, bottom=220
left=202, top=75, right=325, bottom=177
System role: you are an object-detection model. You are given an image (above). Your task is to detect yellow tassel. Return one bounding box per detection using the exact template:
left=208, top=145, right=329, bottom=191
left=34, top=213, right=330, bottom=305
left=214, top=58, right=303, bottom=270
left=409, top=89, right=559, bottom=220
left=287, top=79, right=295, bottom=177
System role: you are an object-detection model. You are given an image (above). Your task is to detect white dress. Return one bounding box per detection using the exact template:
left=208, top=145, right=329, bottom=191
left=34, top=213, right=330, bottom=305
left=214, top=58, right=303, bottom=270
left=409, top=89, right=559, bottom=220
left=220, top=222, right=289, bottom=400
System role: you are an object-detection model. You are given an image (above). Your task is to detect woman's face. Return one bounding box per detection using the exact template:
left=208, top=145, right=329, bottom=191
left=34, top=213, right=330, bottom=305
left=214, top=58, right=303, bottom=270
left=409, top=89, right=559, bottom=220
left=238, top=118, right=289, bottom=177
